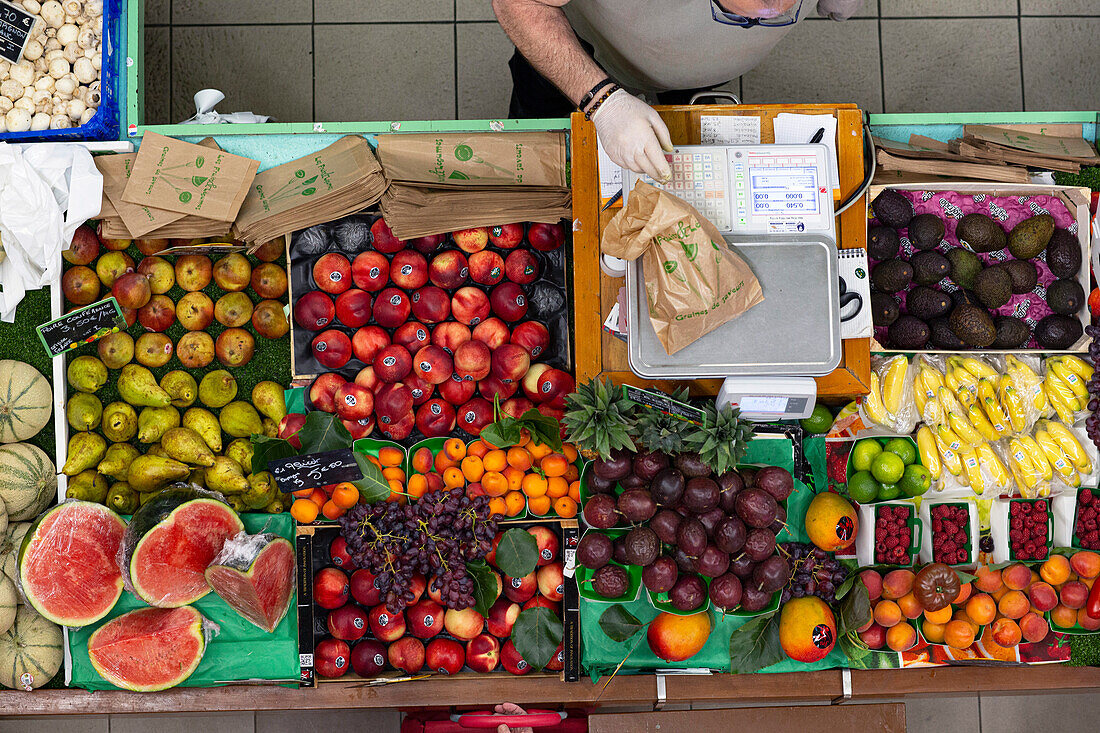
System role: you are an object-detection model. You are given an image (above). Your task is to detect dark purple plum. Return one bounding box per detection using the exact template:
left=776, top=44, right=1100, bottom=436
left=755, top=466, right=794, bottom=501
left=698, top=507, right=725, bottom=537
left=741, top=467, right=757, bottom=487
left=612, top=538, right=629, bottom=565
left=632, top=451, right=669, bottom=481
left=769, top=503, right=788, bottom=535
left=584, top=471, right=614, bottom=494
left=674, top=452, right=710, bottom=478
left=593, top=449, right=632, bottom=481
left=623, top=526, right=660, bottom=566
left=716, top=471, right=744, bottom=513
left=617, top=489, right=657, bottom=522
left=668, top=574, right=707, bottom=611
left=650, top=468, right=685, bottom=507
left=577, top=532, right=613, bottom=570
left=752, top=555, right=790, bottom=593
left=591, top=565, right=629, bottom=599
left=650, top=509, right=682, bottom=545
left=675, top=518, right=707, bottom=557
left=583, top=493, right=619, bottom=528
left=735, top=488, right=778, bottom=529
left=672, top=547, right=696, bottom=573
left=730, top=555, right=756, bottom=578
left=743, top=527, right=776, bottom=561
left=642, top=556, right=678, bottom=594
left=714, top=515, right=747, bottom=554
left=682, top=477, right=720, bottom=514
left=621, top=474, right=648, bottom=489
left=709, top=573, right=743, bottom=611
left=693, top=544, right=730, bottom=578
left=740, top=583, right=772, bottom=612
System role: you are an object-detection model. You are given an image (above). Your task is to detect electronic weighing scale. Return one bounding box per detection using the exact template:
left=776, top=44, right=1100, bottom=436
left=621, top=144, right=842, bottom=421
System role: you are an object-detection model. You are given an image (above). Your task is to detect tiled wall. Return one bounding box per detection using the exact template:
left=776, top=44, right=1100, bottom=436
left=140, top=2, right=1098, bottom=124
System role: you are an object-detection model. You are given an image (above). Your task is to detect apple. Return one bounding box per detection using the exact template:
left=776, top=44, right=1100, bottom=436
left=487, top=596, right=521, bottom=638
left=216, top=328, right=255, bottom=368
left=314, top=638, right=351, bottom=678
left=444, top=607, right=485, bottom=641
left=351, top=639, right=387, bottom=678
left=312, top=329, right=353, bottom=369
left=250, top=262, right=288, bottom=299
left=350, top=568, right=382, bottom=606
left=368, top=604, right=407, bottom=642
left=174, top=255, right=213, bottom=292
left=253, top=237, right=285, bottom=262
left=510, top=321, right=550, bottom=359
left=429, top=250, right=470, bottom=289
left=390, top=250, right=429, bottom=290
left=335, top=289, right=373, bottom=328
left=370, top=217, right=405, bottom=254
left=488, top=223, right=524, bottom=249
left=453, top=227, right=490, bottom=254
left=63, top=225, right=99, bottom=265
left=352, top=251, right=390, bottom=291
left=136, top=256, right=175, bottom=294
left=334, top=382, right=374, bottom=422
left=97, top=228, right=132, bottom=251
left=527, top=222, right=565, bottom=251
left=278, top=413, right=306, bottom=448
left=308, top=372, right=346, bottom=413
left=252, top=299, right=290, bottom=339
left=387, top=637, right=425, bottom=674
left=294, top=290, right=336, bottom=331
left=213, top=253, right=252, bottom=292
left=425, top=638, right=465, bottom=675
left=135, top=238, right=169, bottom=256
left=214, top=292, right=254, bottom=328
left=500, top=639, right=531, bottom=675
left=313, top=567, right=350, bottom=609
left=62, top=265, right=100, bottom=305
left=353, top=325, right=391, bottom=364
left=504, top=249, right=540, bottom=285
left=407, top=599, right=446, bottom=639
left=95, top=251, right=134, bottom=288
left=137, top=294, right=175, bottom=332
left=465, top=633, right=500, bottom=673
left=327, top=604, right=368, bottom=641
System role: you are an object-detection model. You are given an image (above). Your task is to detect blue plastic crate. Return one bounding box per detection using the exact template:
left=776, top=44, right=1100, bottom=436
left=0, top=0, right=121, bottom=141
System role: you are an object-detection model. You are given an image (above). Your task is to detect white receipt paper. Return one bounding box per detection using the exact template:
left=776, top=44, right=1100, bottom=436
left=772, top=113, right=840, bottom=190
left=596, top=138, right=622, bottom=204
left=700, top=115, right=761, bottom=145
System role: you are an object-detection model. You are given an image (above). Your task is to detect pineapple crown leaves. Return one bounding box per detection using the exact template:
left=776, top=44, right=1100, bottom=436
left=562, top=377, right=637, bottom=460
left=635, top=386, right=698, bottom=455
left=690, top=403, right=756, bottom=475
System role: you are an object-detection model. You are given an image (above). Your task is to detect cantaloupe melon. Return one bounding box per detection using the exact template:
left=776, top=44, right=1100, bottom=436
left=0, top=495, right=7, bottom=536
left=0, top=361, right=52, bottom=444
left=0, top=523, right=30, bottom=596
left=0, top=604, right=62, bottom=689
left=0, top=443, right=56, bottom=521
left=0, top=574, right=16, bottom=634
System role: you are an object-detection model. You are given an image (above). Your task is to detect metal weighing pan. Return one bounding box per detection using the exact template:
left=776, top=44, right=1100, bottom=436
left=625, top=235, right=841, bottom=378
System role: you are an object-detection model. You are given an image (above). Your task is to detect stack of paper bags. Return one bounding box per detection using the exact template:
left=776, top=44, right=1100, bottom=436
left=232, top=135, right=387, bottom=246
left=95, top=133, right=259, bottom=240
left=377, top=132, right=572, bottom=239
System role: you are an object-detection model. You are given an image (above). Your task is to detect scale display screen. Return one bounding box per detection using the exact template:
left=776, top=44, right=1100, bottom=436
left=749, top=166, right=820, bottom=215
left=739, top=394, right=809, bottom=416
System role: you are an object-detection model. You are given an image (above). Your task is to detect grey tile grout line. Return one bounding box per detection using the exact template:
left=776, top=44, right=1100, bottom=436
left=312, top=0, right=317, bottom=123
left=1017, top=0, right=1027, bottom=111
left=453, top=0, right=459, bottom=119
left=876, top=0, right=886, bottom=114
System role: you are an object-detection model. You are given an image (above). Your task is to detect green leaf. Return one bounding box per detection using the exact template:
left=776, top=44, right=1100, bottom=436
left=728, top=612, right=784, bottom=674
left=466, top=560, right=499, bottom=617
left=837, top=578, right=872, bottom=637
left=351, top=451, right=392, bottom=504
left=511, top=607, right=563, bottom=671
left=249, top=434, right=297, bottom=474
left=955, top=569, right=978, bottom=585
left=598, top=604, right=644, bottom=642
left=494, top=527, right=539, bottom=578
left=297, top=411, right=354, bottom=454
left=480, top=418, right=522, bottom=450
left=517, top=409, right=564, bottom=451
left=835, top=573, right=857, bottom=601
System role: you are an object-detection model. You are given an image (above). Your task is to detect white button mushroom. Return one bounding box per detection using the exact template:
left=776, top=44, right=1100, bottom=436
left=23, top=40, right=44, bottom=61
left=5, top=108, right=31, bottom=132
left=10, top=61, right=34, bottom=86
left=34, top=74, right=53, bottom=91
left=32, top=88, right=50, bottom=111
left=49, top=113, right=70, bottom=128
left=62, top=0, right=80, bottom=15
left=44, top=37, right=61, bottom=51
left=78, top=106, right=94, bottom=125
left=30, top=112, right=50, bottom=130
left=55, top=75, right=76, bottom=96
left=62, top=42, right=79, bottom=64
left=0, top=97, right=12, bottom=114
left=66, top=97, right=84, bottom=120
left=47, top=57, right=68, bottom=79
left=22, top=0, right=41, bottom=13
left=90, top=53, right=100, bottom=70
left=72, top=56, right=94, bottom=83
left=0, top=79, right=23, bottom=100
left=0, top=118, right=7, bottom=133
left=76, top=26, right=96, bottom=49
left=57, top=22, right=77, bottom=44
left=85, top=0, right=100, bottom=16
left=84, top=85, right=99, bottom=107
left=40, top=1, right=64, bottom=28
left=14, top=96, right=34, bottom=112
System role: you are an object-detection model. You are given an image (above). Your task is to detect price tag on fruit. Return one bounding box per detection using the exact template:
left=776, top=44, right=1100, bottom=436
left=622, top=385, right=707, bottom=426
left=268, top=448, right=363, bottom=493
left=36, top=297, right=127, bottom=358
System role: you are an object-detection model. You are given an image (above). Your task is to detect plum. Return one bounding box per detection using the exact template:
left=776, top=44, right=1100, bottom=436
left=618, top=489, right=657, bottom=522
left=669, top=574, right=707, bottom=611
left=709, top=573, right=743, bottom=611
left=623, top=526, right=661, bottom=566
left=735, top=488, right=779, bottom=529
left=593, top=449, right=632, bottom=481
left=674, top=452, right=711, bottom=477
left=585, top=471, right=615, bottom=495
left=683, top=477, right=720, bottom=514
left=693, top=544, right=730, bottom=578
left=675, top=518, right=708, bottom=557
left=698, top=507, right=726, bottom=537
left=592, top=565, right=629, bottom=599
left=633, top=451, right=669, bottom=481
left=583, top=494, right=619, bottom=529
left=755, top=467, right=794, bottom=501
left=642, top=556, right=678, bottom=594
left=740, top=584, right=773, bottom=612
left=714, top=516, right=747, bottom=554
left=730, top=555, right=756, bottom=578
left=577, top=532, right=613, bottom=570
left=650, top=468, right=685, bottom=507
left=650, top=509, right=682, bottom=544
left=743, top=528, right=776, bottom=561
left=752, top=555, right=790, bottom=593
left=717, top=471, right=744, bottom=513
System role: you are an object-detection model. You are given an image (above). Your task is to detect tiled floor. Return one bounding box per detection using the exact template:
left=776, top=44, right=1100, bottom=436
left=141, top=0, right=1100, bottom=124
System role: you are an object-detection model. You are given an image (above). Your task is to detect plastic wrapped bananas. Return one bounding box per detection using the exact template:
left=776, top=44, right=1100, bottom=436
left=862, top=355, right=918, bottom=434
left=1042, top=355, right=1092, bottom=425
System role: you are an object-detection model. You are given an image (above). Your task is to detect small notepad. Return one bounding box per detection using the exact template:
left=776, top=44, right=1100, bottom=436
left=773, top=113, right=840, bottom=191
left=838, top=248, right=872, bottom=340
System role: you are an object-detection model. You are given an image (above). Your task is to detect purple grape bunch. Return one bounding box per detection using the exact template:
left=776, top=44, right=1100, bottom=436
left=1086, top=325, right=1100, bottom=448
left=778, top=542, right=847, bottom=605
left=338, top=488, right=498, bottom=613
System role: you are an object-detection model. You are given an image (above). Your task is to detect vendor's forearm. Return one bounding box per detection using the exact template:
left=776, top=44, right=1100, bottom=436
left=492, top=0, right=608, bottom=107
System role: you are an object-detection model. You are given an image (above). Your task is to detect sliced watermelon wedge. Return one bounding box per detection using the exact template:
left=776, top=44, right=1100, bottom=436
left=88, top=606, right=207, bottom=691
left=205, top=533, right=296, bottom=633
left=124, top=488, right=243, bottom=607
left=18, top=501, right=127, bottom=627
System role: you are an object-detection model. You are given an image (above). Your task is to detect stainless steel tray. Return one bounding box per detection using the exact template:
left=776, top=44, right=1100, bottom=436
left=625, top=235, right=841, bottom=378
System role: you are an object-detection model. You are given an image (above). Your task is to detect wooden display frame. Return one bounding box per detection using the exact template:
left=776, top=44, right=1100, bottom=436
left=570, top=104, right=871, bottom=402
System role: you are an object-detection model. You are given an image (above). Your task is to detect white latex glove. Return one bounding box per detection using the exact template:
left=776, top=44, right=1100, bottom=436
left=816, top=0, right=863, bottom=20
left=591, top=89, right=673, bottom=182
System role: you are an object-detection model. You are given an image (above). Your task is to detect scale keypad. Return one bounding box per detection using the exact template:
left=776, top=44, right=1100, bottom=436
left=641, top=150, right=730, bottom=231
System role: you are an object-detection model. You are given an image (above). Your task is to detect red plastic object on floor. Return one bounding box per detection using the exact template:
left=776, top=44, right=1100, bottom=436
left=401, top=708, right=588, bottom=732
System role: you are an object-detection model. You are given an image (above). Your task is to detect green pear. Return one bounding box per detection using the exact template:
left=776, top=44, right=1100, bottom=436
left=118, top=364, right=172, bottom=407
left=66, top=393, right=103, bottom=432
left=263, top=495, right=288, bottom=514
left=226, top=494, right=248, bottom=513
left=262, top=417, right=279, bottom=438
left=97, top=443, right=140, bottom=482
left=251, top=381, right=287, bottom=423
left=243, top=471, right=278, bottom=510
left=127, top=455, right=191, bottom=493
left=160, top=371, right=199, bottom=408
left=189, top=467, right=207, bottom=488
left=225, top=438, right=254, bottom=474
left=183, top=407, right=223, bottom=453
left=162, top=427, right=216, bottom=467
left=62, top=431, right=107, bottom=476
left=199, top=370, right=238, bottom=409
left=146, top=443, right=168, bottom=458
left=102, top=401, right=138, bottom=442
left=66, top=469, right=109, bottom=502
left=106, top=482, right=139, bottom=515
left=67, top=355, right=108, bottom=394
left=206, top=455, right=250, bottom=495
left=137, top=406, right=181, bottom=443
left=219, top=401, right=263, bottom=438
left=97, top=332, right=134, bottom=370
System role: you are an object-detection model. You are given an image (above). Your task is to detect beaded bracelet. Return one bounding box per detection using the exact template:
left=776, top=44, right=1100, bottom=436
left=578, top=78, right=615, bottom=112
left=584, top=84, right=621, bottom=121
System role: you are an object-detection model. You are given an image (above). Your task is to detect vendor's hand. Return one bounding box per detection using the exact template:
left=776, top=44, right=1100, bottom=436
left=592, top=89, right=674, bottom=182
left=816, top=0, right=863, bottom=20
left=495, top=703, right=534, bottom=733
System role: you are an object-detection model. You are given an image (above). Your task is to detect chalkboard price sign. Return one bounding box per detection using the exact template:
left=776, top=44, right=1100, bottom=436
left=0, top=1, right=35, bottom=64
left=37, top=297, right=127, bottom=358
left=268, top=448, right=363, bottom=494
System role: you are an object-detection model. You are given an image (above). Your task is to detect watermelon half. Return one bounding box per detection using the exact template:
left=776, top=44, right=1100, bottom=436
left=18, top=501, right=127, bottom=626
left=124, top=488, right=243, bottom=607
left=205, top=533, right=296, bottom=633
left=88, top=606, right=207, bottom=691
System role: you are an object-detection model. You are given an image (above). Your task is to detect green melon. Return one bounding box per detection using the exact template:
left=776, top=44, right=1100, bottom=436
left=0, top=574, right=15, bottom=635
left=0, top=523, right=30, bottom=595
left=0, top=443, right=57, bottom=521
left=0, top=361, right=52, bottom=444
left=0, top=605, right=62, bottom=689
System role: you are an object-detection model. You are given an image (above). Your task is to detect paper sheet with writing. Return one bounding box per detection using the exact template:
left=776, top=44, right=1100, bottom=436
left=772, top=113, right=840, bottom=191
left=597, top=138, right=622, bottom=206
left=699, top=115, right=761, bottom=145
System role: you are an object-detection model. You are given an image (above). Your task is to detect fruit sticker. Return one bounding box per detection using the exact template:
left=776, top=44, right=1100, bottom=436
left=836, top=515, right=855, bottom=542
left=812, top=623, right=834, bottom=650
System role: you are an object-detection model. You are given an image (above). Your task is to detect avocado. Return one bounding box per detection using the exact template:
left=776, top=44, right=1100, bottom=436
left=930, top=318, right=969, bottom=350
left=952, top=289, right=983, bottom=309
left=1046, top=228, right=1081, bottom=279
left=911, top=251, right=950, bottom=286
left=888, top=315, right=930, bottom=349
left=1047, top=278, right=1085, bottom=315
left=992, top=316, right=1031, bottom=348
left=868, top=226, right=901, bottom=261
left=1035, top=314, right=1083, bottom=350
left=946, top=248, right=982, bottom=289
left=872, top=189, right=914, bottom=229
left=906, top=285, right=952, bottom=320
left=949, top=304, right=996, bottom=347
left=956, top=213, right=1007, bottom=253
left=908, top=213, right=945, bottom=250
left=1002, top=259, right=1038, bottom=294
left=871, top=258, right=913, bottom=294
left=974, top=266, right=1013, bottom=309
left=871, top=293, right=900, bottom=327
left=1007, top=214, right=1054, bottom=259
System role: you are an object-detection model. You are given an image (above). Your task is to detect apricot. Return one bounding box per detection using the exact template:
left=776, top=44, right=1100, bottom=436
left=1060, top=580, right=1089, bottom=610
left=1050, top=604, right=1078, bottom=630
left=991, top=585, right=1009, bottom=603
left=886, top=622, right=917, bottom=652
left=952, top=609, right=980, bottom=636
left=647, top=611, right=711, bottom=662
left=897, top=592, right=924, bottom=620
left=974, top=566, right=1003, bottom=593
left=858, top=622, right=886, bottom=649
left=881, top=569, right=915, bottom=600
left=1039, top=554, right=1071, bottom=586
left=943, top=619, right=976, bottom=650
left=997, top=590, right=1030, bottom=620
left=411, top=447, right=434, bottom=474
left=873, top=600, right=903, bottom=628
left=922, top=620, right=946, bottom=644
left=954, top=582, right=972, bottom=605
left=859, top=570, right=883, bottom=601
left=965, top=593, right=997, bottom=626
left=1070, top=550, right=1100, bottom=580
left=990, top=618, right=1022, bottom=647
left=1026, top=581, right=1059, bottom=613
left=1002, top=563, right=1031, bottom=591
left=923, top=606, right=953, bottom=625
left=1077, top=608, right=1100, bottom=632
left=1021, top=612, right=1051, bottom=643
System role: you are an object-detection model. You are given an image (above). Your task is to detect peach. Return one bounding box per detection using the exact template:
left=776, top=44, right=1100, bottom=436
left=922, top=620, right=946, bottom=644
left=522, top=363, right=553, bottom=402
left=352, top=251, right=390, bottom=291
left=375, top=384, right=414, bottom=426
left=135, top=256, right=175, bottom=294
left=489, top=223, right=524, bottom=249
left=314, top=567, right=350, bottom=609
left=443, top=607, right=485, bottom=641
left=327, top=605, right=368, bottom=642
left=294, top=290, right=336, bottom=331
left=343, top=417, right=374, bottom=440
left=897, top=592, right=923, bottom=620
left=355, top=365, right=381, bottom=392
left=310, top=329, right=351, bottom=370
left=480, top=376, right=518, bottom=402
left=416, top=398, right=456, bottom=438
left=393, top=321, right=431, bottom=354
left=213, top=253, right=252, bottom=292
left=1071, top=551, right=1100, bottom=580
left=501, top=639, right=531, bottom=675
left=388, top=637, right=426, bottom=675
left=62, top=265, right=100, bottom=305
left=1027, top=581, right=1059, bottom=612
left=214, top=292, right=254, bottom=328
left=943, top=619, right=976, bottom=650
left=390, top=250, right=429, bottom=290
left=886, top=622, right=917, bottom=652
left=1060, top=580, right=1089, bottom=609
left=1002, top=563, right=1032, bottom=591
left=647, top=611, right=711, bottom=663
left=1077, top=608, right=1100, bottom=632
left=279, top=413, right=307, bottom=447
left=490, top=281, right=528, bottom=322
left=502, top=397, right=535, bottom=420
left=452, top=287, right=491, bottom=326
left=457, top=397, right=493, bottom=436
left=537, top=562, right=565, bottom=601
left=250, top=262, right=288, bottom=299
left=1050, top=604, right=1078, bottom=629
left=411, top=233, right=447, bottom=255
left=313, top=252, right=352, bottom=295
left=374, top=344, right=413, bottom=384
left=413, top=345, right=454, bottom=385
left=368, top=605, right=406, bottom=642
left=997, top=589, right=1030, bottom=620
left=1040, top=554, right=1071, bottom=586
left=409, top=286, right=450, bottom=324
left=965, top=593, right=997, bottom=626
left=859, top=570, right=883, bottom=601
left=334, top=382, right=374, bottom=422
left=373, top=287, right=412, bottom=328
left=138, top=294, right=175, bottom=332
left=405, top=374, right=434, bottom=405
left=528, top=222, right=565, bottom=251
left=1021, top=611, right=1051, bottom=642
left=974, top=566, right=1003, bottom=593
left=353, top=325, right=390, bottom=364
left=432, top=321, right=472, bottom=354
left=314, top=639, right=350, bottom=679
left=472, top=317, right=511, bottom=350
left=881, top=569, right=915, bottom=600
left=174, top=255, right=213, bottom=292
left=510, top=321, right=550, bottom=359
left=535, top=368, right=575, bottom=409
left=334, top=289, right=373, bottom=328
left=503, top=571, right=538, bottom=604
left=491, top=343, right=531, bottom=384
left=429, top=250, right=469, bottom=289
left=468, top=250, right=505, bottom=286
left=370, top=218, right=405, bottom=254
left=453, top=226, right=489, bottom=254
left=991, top=617, right=1022, bottom=647
left=411, top=446, right=434, bottom=474
left=504, top=249, right=540, bottom=285
left=407, top=599, right=445, bottom=639
left=454, top=340, right=492, bottom=381
left=465, top=633, right=501, bottom=674
left=873, top=599, right=902, bottom=628
left=858, top=622, right=886, bottom=649
left=440, top=374, right=478, bottom=405
left=954, top=582, right=973, bottom=605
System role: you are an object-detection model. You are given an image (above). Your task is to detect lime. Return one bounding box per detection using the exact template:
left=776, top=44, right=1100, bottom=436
left=800, top=404, right=834, bottom=435
left=847, top=470, right=880, bottom=504
left=877, top=482, right=901, bottom=501
left=899, top=463, right=932, bottom=497
left=871, top=451, right=905, bottom=484
left=851, top=439, right=883, bottom=473
left=883, top=437, right=917, bottom=466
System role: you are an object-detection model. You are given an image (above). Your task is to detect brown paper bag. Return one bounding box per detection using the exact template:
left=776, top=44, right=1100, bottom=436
left=121, top=131, right=259, bottom=221
left=376, top=132, right=568, bottom=187
left=95, top=153, right=186, bottom=237
left=603, top=181, right=764, bottom=355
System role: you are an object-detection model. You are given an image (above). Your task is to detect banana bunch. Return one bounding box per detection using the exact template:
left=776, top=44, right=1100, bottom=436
left=1034, top=419, right=1093, bottom=489
left=1005, top=354, right=1048, bottom=415
left=959, top=443, right=1012, bottom=496
left=864, top=355, right=912, bottom=430
left=1043, top=356, right=1092, bottom=424
left=1006, top=434, right=1053, bottom=498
